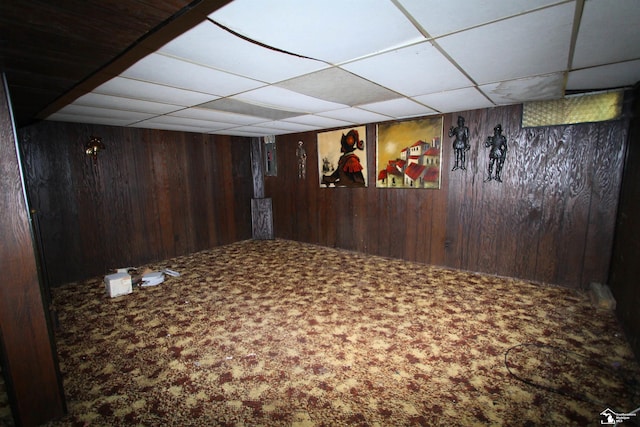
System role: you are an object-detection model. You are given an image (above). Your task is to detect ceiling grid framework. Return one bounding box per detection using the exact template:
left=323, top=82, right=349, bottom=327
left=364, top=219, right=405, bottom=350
left=44, top=0, right=640, bottom=137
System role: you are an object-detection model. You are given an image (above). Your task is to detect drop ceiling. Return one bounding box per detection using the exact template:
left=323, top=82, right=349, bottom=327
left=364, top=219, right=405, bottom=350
left=14, top=0, right=640, bottom=136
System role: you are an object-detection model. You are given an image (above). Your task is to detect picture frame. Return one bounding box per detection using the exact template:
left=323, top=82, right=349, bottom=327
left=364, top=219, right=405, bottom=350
left=376, top=117, right=443, bottom=189
left=317, top=126, right=368, bottom=188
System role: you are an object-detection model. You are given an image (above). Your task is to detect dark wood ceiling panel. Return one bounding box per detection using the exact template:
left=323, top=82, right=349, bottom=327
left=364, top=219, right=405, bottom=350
left=0, top=0, right=229, bottom=128
left=2, top=1, right=195, bottom=46
left=3, top=45, right=110, bottom=82
left=6, top=86, right=60, bottom=124
left=5, top=24, right=127, bottom=61
left=7, top=69, right=80, bottom=100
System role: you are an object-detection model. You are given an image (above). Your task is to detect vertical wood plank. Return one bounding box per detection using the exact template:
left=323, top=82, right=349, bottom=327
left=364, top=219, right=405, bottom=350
left=507, top=127, right=547, bottom=280
left=583, top=122, right=628, bottom=286
left=134, top=128, right=165, bottom=263
left=488, top=105, right=530, bottom=277
left=250, top=137, right=265, bottom=198
left=535, top=127, right=571, bottom=284
left=0, top=77, right=65, bottom=426
left=151, top=132, right=176, bottom=260
left=231, top=136, right=253, bottom=243
left=443, top=111, right=466, bottom=270
left=461, top=108, right=492, bottom=274
left=305, top=133, right=320, bottom=244
left=216, top=135, right=234, bottom=243
left=387, top=189, right=406, bottom=260
left=554, top=125, right=593, bottom=287
left=251, top=198, right=274, bottom=240
left=608, top=86, right=640, bottom=359
left=427, top=114, right=450, bottom=267
left=184, top=134, right=209, bottom=251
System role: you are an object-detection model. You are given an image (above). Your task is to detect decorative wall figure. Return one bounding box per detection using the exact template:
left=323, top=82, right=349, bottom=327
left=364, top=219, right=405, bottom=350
left=484, top=124, right=508, bottom=182
left=449, top=115, right=470, bottom=171
left=318, top=126, right=367, bottom=188
left=296, top=140, right=307, bottom=179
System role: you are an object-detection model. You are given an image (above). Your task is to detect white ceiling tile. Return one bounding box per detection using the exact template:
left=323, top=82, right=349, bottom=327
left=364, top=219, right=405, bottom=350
left=567, top=60, right=640, bottom=91
left=213, top=131, right=257, bottom=136
left=121, top=53, right=265, bottom=96
left=210, top=0, right=425, bottom=64
left=50, top=104, right=155, bottom=122
left=224, top=124, right=295, bottom=135
left=214, top=127, right=288, bottom=137
left=398, top=0, right=565, bottom=37
left=343, top=41, right=473, bottom=97
left=169, top=107, right=266, bottom=125
left=232, top=86, right=348, bottom=113
left=199, top=98, right=304, bottom=120
left=317, top=107, right=392, bottom=124
left=479, top=73, right=565, bottom=104
left=254, top=121, right=318, bottom=132
left=437, top=2, right=575, bottom=84
left=74, top=93, right=183, bottom=115
left=136, top=115, right=236, bottom=130
left=412, top=87, right=494, bottom=113
left=276, top=67, right=401, bottom=105
left=130, top=122, right=229, bottom=133
left=283, top=114, right=353, bottom=129
left=158, top=21, right=328, bottom=83
left=572, top=0, right=640, bottom=69
left=46, top=113, right=135, bottom=127
left=94, top=77, right=219, bottom=106
left=359, top=98, right=436, bottom=118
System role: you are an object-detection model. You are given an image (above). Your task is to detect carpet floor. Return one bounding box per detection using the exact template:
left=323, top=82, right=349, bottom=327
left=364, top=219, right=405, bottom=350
left=2, top=239, right=639, bottom=426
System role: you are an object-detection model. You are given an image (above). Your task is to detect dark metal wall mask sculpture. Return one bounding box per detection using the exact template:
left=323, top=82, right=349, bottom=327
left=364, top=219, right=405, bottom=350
left=484, top=124, right=508, bottom=182
left=449, top=115, right=470, bottom=171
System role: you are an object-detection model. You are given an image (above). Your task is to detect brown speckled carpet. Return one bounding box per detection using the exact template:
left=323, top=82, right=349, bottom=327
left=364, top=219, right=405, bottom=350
left=2, top=239, right=639, bottom=426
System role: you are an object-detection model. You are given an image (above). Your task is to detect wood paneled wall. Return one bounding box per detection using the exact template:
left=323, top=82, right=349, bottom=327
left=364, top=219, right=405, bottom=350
left=16, top=101, right=630, bottom=292
left=266, top=104, right=628, bottom=289
left=18, top=121, right=253, bottom=287
left=609, top=85, right=640, bottom=359
left=0, top=78, right=65, bottom=426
